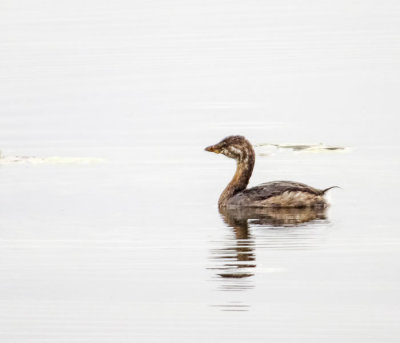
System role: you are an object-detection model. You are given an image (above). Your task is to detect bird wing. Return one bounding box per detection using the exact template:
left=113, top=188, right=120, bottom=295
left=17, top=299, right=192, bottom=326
left=230, top=180, right=325, bottom=204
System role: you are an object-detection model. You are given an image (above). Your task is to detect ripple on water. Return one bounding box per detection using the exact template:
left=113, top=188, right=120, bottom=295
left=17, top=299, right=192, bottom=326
left=0, top=156, right=106, bottom=165
left=208, top=207, right=331, bottom=310
left=254, top=143, right=348, bottom=156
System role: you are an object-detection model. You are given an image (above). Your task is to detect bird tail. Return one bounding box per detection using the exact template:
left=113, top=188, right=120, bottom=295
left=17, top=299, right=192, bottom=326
left=322, top=186, right=340, bottom=194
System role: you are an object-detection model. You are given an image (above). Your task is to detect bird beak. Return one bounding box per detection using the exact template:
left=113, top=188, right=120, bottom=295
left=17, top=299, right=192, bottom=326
left=205, top=144, right=221, bottom=154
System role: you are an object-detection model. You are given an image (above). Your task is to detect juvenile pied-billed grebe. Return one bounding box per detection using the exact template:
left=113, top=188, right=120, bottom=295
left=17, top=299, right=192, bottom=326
left=205, top=135, right=337, bottom=209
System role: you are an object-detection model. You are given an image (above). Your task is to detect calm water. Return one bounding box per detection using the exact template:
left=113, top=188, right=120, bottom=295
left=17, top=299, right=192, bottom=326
left=1, top=1, right=400, bottom=342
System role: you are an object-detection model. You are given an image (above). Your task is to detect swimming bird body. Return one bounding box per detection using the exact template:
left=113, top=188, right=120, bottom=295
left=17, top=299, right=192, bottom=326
left=205, top=135, right=336, bottom=209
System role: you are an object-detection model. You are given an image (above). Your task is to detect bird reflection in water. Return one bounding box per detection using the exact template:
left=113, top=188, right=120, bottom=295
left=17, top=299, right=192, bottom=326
left=209, top=206, right=327, bottom=291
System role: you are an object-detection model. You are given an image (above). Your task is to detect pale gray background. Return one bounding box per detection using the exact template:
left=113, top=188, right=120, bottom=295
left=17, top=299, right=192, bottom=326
left=1, top=1, right=400, bottom=342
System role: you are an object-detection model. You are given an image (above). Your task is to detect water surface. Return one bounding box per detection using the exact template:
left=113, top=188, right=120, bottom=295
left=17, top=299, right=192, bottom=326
left=1, top=0, right=400, bottom=342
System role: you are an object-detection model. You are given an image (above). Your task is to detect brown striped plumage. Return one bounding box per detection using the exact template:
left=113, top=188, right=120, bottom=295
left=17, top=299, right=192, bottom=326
left=205, top=135, right=336, bottom=209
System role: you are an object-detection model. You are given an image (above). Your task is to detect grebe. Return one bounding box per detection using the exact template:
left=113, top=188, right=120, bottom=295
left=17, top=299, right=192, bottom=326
left=205, top=135, right=336, bottom=209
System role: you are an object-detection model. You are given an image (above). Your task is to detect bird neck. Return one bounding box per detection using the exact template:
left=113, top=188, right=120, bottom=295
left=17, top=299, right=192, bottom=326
left=218, top=152, right=255, bottom=208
